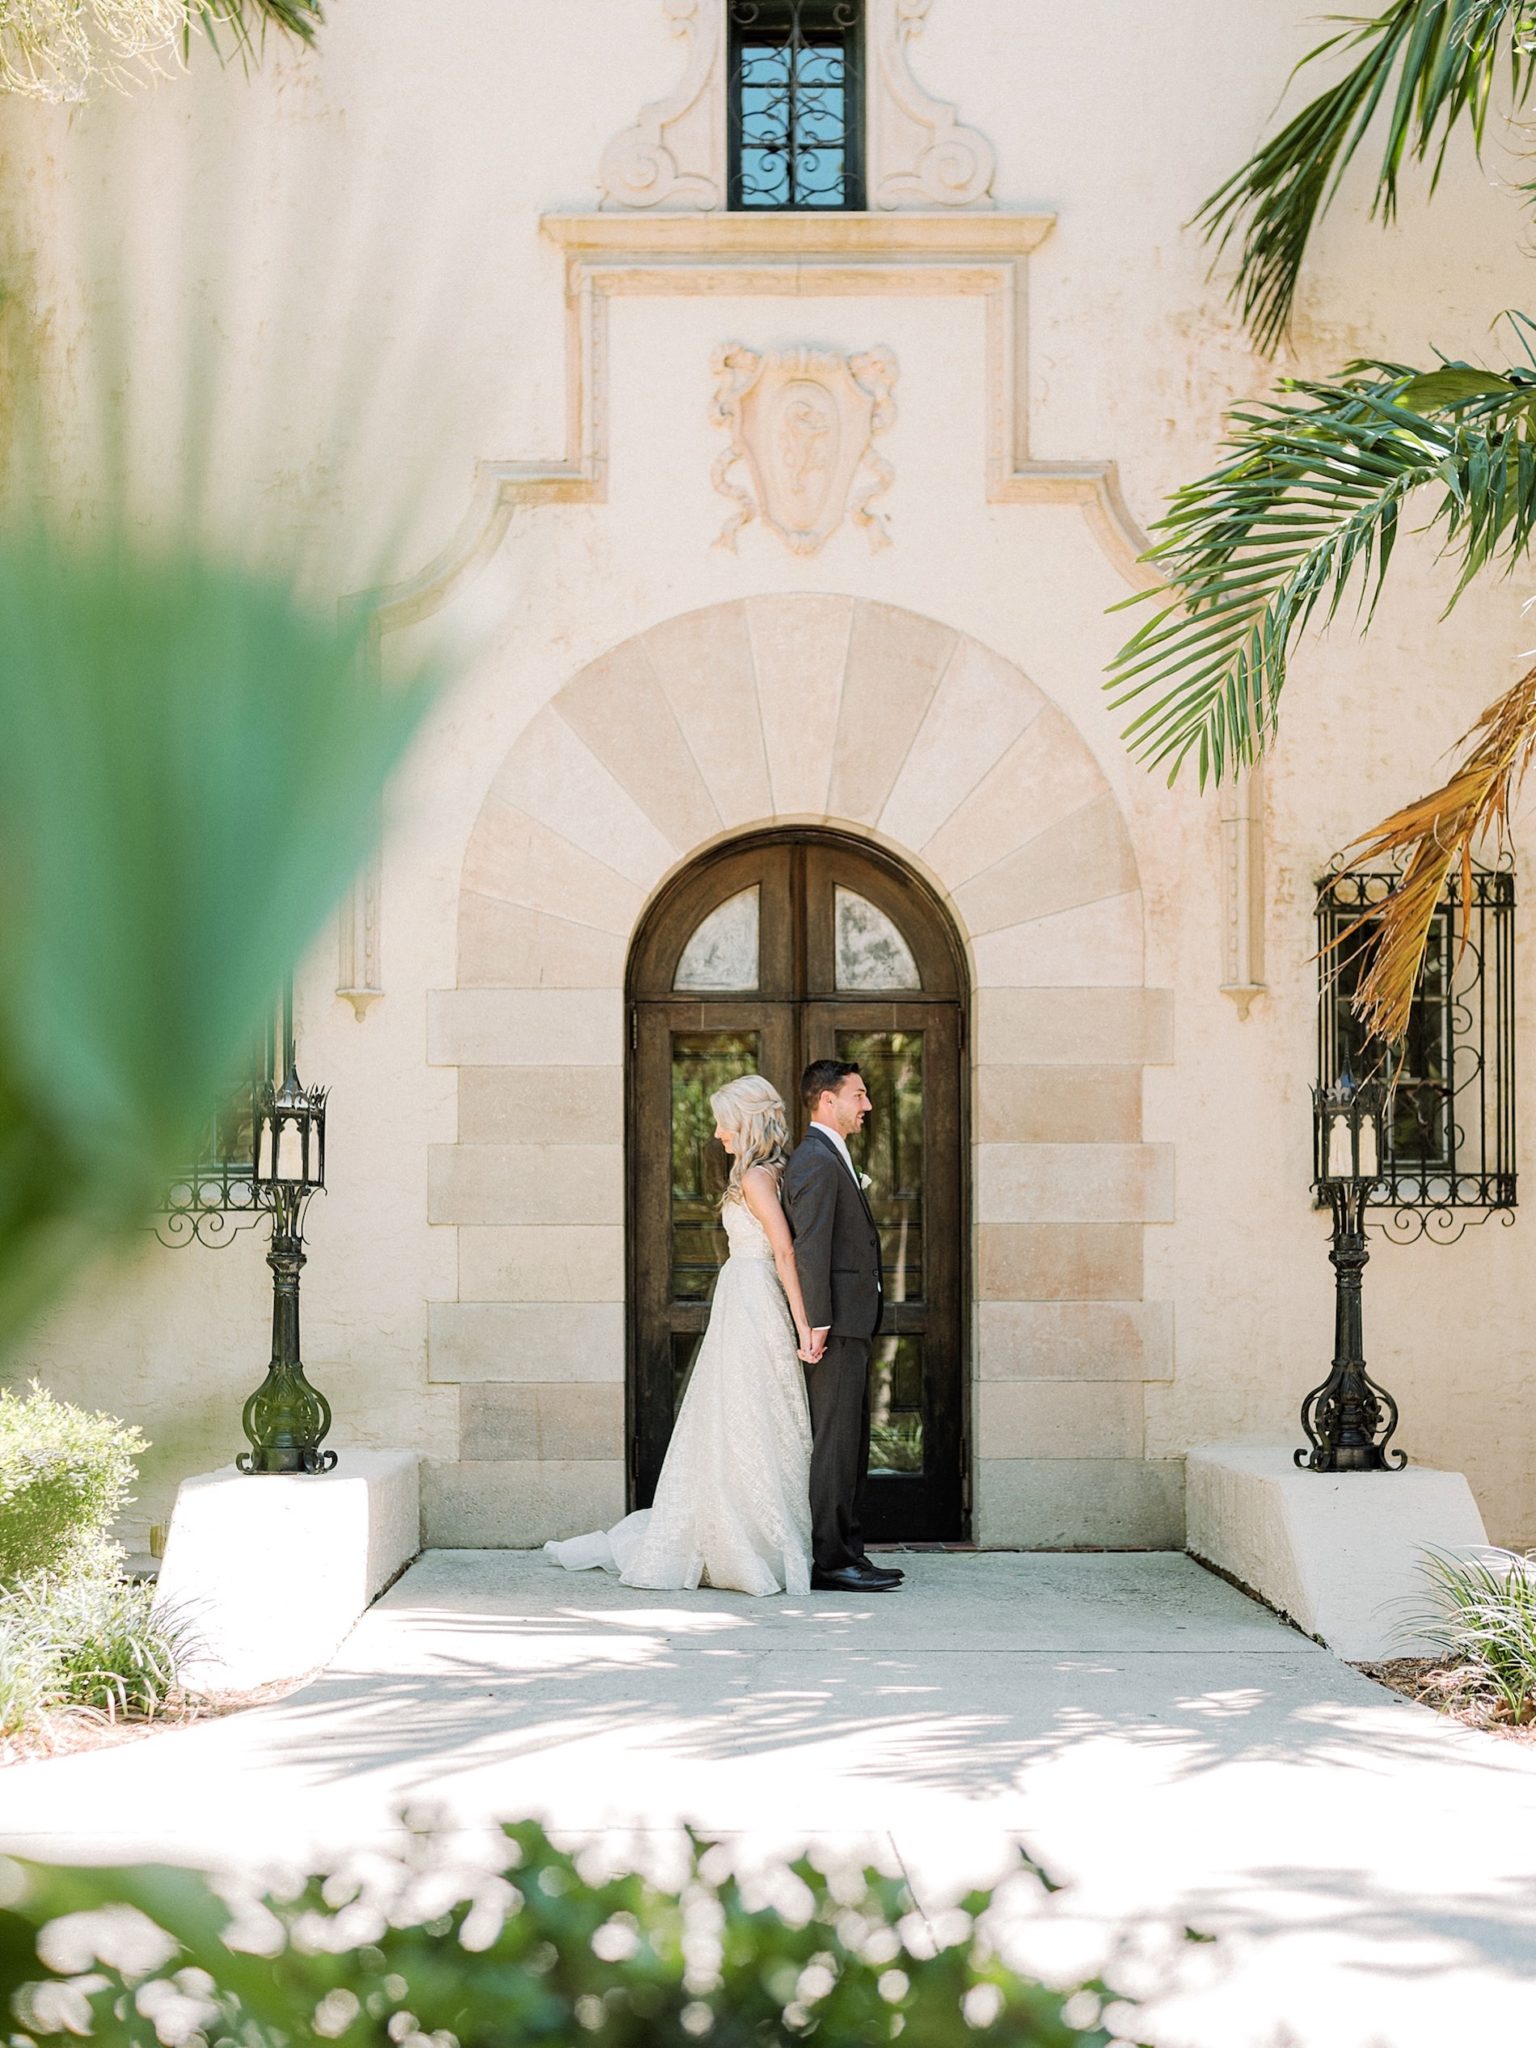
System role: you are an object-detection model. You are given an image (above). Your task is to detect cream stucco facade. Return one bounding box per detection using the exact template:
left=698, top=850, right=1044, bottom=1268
left=7, top=1, right=1536, bottom=1550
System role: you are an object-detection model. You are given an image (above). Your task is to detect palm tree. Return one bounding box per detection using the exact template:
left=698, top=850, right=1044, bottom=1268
left=1108, top=0, right=1536, bottom=1043
left=0, top=0, right=322, bottom=102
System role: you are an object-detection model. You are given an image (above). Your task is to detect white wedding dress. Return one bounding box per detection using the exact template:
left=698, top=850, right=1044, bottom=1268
left=546, top=1196, right=813, bottom=1596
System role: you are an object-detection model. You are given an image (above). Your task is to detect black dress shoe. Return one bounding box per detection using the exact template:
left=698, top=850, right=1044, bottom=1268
left=857, top=1555, right=904, bottom=1580
left=811, top=1562, right=902, bottom=1592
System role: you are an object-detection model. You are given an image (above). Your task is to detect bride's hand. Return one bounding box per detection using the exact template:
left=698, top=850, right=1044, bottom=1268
left=796, top=1327, right=817, bottom=1363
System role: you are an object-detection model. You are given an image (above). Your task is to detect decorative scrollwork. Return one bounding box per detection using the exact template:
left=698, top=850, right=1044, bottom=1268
left=1295, top=1182, right=1407, bottom=1472
left=237, top=1355, right=336, bottom=1475
left=1315, top=856, right=1516, bottom=1241
left=1296, top=1362, right=1408, bottom=1473
left=871, top=0, right=994, bottom=209
left=1373, top=1203, right=1518, bottom=1247
left=599, top=0, right=724, bottom=211
left=152, top=1172, right=267, bottom=1250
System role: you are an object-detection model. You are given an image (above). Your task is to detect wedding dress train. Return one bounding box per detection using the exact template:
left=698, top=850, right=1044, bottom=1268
left=545, top=1197, right=813, bottom=1596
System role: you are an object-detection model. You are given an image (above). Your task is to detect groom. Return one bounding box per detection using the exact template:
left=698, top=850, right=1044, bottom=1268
left=783, top=1061, right=904, bottom=1594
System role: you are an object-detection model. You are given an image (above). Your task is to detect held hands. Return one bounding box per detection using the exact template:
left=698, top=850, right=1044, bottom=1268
left=798, top=1326, right=829, bottom=1365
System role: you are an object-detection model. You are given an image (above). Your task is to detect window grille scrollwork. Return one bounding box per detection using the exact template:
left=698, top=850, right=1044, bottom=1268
left=1317, top=860, right=1516, bottom=1244
left=728, top=0, right=865, bottom=210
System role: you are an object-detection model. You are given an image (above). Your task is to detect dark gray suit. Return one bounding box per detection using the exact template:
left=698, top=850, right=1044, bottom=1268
left=783, top=1126, right=883, bottom=1572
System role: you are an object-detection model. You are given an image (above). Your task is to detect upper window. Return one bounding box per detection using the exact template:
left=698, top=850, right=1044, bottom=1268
left=1317, top=862, right=1516, bottom=1231
left=835, top=887, right=921, bottom=991
left=728, top=1, right=865, bottom=211
left=674, top=885, right=761, bottom=992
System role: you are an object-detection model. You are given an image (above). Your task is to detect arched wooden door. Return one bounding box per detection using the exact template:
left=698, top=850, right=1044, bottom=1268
left=628, top=829, right=968, bottom=1541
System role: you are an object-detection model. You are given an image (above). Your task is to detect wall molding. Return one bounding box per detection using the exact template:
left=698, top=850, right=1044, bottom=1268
left=1218, top=767, right=1266, bottom=1018
left=340, top=211, right=1159, bottom=1012
left=377, top=212, right=1151, bottom=629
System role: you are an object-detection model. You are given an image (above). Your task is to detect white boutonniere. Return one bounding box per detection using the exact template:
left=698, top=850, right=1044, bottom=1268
left=858, top=1171, right=873, bottom=1192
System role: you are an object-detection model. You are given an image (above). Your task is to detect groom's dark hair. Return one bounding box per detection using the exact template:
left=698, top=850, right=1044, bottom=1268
left=801, top=1059, right=861, bottom=1114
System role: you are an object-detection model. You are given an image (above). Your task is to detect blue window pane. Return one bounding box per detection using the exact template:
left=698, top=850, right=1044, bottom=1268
left=730, top=6, right=862, bottom=209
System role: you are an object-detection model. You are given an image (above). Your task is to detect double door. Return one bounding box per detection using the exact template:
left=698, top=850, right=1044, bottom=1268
left=628, top=833, right=966, bottom=1541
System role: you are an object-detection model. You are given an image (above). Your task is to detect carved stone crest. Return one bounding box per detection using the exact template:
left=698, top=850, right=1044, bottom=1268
left=710, top=344, right=898, bottom=555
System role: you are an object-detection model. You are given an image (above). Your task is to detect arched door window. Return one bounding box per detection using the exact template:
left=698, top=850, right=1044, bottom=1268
left=628, top=828, right=967, bottom=1541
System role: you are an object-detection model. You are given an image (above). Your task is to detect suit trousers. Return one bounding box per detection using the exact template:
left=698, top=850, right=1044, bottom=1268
left=804, top=1334, right=871, bottom=1572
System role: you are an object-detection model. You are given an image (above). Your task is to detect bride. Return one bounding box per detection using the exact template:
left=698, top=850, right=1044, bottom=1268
left=546, top=1074, right=816, bottom=1596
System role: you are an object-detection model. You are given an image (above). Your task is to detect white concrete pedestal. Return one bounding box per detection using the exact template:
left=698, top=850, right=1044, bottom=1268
left=153, top=1451, right=420, bottom=1691
left=1185, top=1444, right=1489, bottom=1659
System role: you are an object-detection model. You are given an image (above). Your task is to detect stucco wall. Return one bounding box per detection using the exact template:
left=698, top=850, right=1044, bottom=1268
left=7, top=1, right=1536, bottom=1549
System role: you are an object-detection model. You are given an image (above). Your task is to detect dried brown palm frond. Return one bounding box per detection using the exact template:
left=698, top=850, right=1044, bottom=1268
left=1339, top=660, right=1536, bottom=1047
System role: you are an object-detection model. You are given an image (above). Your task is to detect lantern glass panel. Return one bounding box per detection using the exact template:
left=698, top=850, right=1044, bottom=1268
left=1325, top=1109, right=1352, bottom=1181
left=276, top=1118, right=305, bottom=1185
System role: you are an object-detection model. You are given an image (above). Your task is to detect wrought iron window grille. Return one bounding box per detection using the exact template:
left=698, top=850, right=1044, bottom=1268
left=728, top=0, right=865, bottom=211
left=154, top=985, right=294, bottom=1248
left=1316, top=859, right=1516, bottom=1243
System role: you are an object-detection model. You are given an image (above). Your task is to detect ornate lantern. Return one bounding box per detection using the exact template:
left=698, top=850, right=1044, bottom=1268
left=255, top=1060, right=326, bottom=1191
left=1296, top=1072, right=1406, bottom=1474
left=238, top=1061, right=337, bottom=1475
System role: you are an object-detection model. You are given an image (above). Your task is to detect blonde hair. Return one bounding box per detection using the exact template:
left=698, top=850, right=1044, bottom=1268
left=710, top=1073, right=791, bottom=1204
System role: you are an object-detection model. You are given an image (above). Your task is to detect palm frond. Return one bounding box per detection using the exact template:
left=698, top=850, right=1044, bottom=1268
left=190, top=0, right=323, bottom=65
left=1337, top=660, right=1536, bottom=1044
left=1106, top=354, right=1536, bottom=786
left=1199, top=0, right=1536, bottom=352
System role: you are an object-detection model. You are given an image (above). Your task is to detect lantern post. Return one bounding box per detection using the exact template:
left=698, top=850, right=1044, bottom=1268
left=238, top=1060, right=337, bottom=1475
left=1297, top=1072, right=1406, bottom=1474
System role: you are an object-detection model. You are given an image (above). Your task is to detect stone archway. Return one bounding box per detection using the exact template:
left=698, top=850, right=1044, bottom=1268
left=425, top=598, right=1176, bottom=1550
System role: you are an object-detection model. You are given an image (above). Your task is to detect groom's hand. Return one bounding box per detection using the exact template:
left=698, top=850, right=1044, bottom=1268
left=806, top=1326, right=829, bottom=1364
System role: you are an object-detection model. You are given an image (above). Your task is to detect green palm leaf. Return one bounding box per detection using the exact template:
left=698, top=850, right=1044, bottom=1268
left=1199, top=0, right=1536, bottom=351
left=1107, top=354, right=1536, bottom=784
left=189, top=0, right=323, bottom=64
left=0, top=529, right=437, bottom=1356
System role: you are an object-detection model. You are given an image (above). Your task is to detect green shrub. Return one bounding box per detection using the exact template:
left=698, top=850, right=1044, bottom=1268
left=0, top=1383, right=145, bottom=1585
left=0, top=1387, right=192, bottom=1735
left=1, top=1575, right=195, bottom=1722
left=0, top=1616, right=56, bottom=1741
left=1409, top=1544, right=1536, bottom=1724
left=0, top=1823, right=1148, bottom=2046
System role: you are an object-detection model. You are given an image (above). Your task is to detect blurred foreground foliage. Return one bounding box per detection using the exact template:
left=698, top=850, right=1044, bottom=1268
left=0, top=1822, right=1144, bottom=2047
left=0, top=522, right=437, bottom=1359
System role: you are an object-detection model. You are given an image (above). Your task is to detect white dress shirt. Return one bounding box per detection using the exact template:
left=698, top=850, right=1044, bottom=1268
left=810, top=1119, right=860, bottom=1187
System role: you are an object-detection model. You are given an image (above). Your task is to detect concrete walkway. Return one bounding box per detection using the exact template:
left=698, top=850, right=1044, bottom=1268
left=5, top=1550, right=1536, bottom=2047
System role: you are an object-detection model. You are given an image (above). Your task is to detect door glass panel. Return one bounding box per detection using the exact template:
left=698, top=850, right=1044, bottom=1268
left=869, top=1335, right=923, bottom=1475
left=671, top=1031, right=759, bottom=1300
left=675, top=886, right=761, bottom=991
left=835, top=887, right=921, bottom=991
left=672, top=1331, right=704, bottom=1420
left=839, top=1028, right=924, bottom=1303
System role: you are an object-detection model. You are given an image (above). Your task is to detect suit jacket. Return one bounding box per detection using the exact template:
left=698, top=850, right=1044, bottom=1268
left=783, top=1127, right=883, bottom=1340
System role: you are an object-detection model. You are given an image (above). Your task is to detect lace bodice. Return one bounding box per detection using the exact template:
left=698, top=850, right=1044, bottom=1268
left=721, top=1196, right=774, bottom=1261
